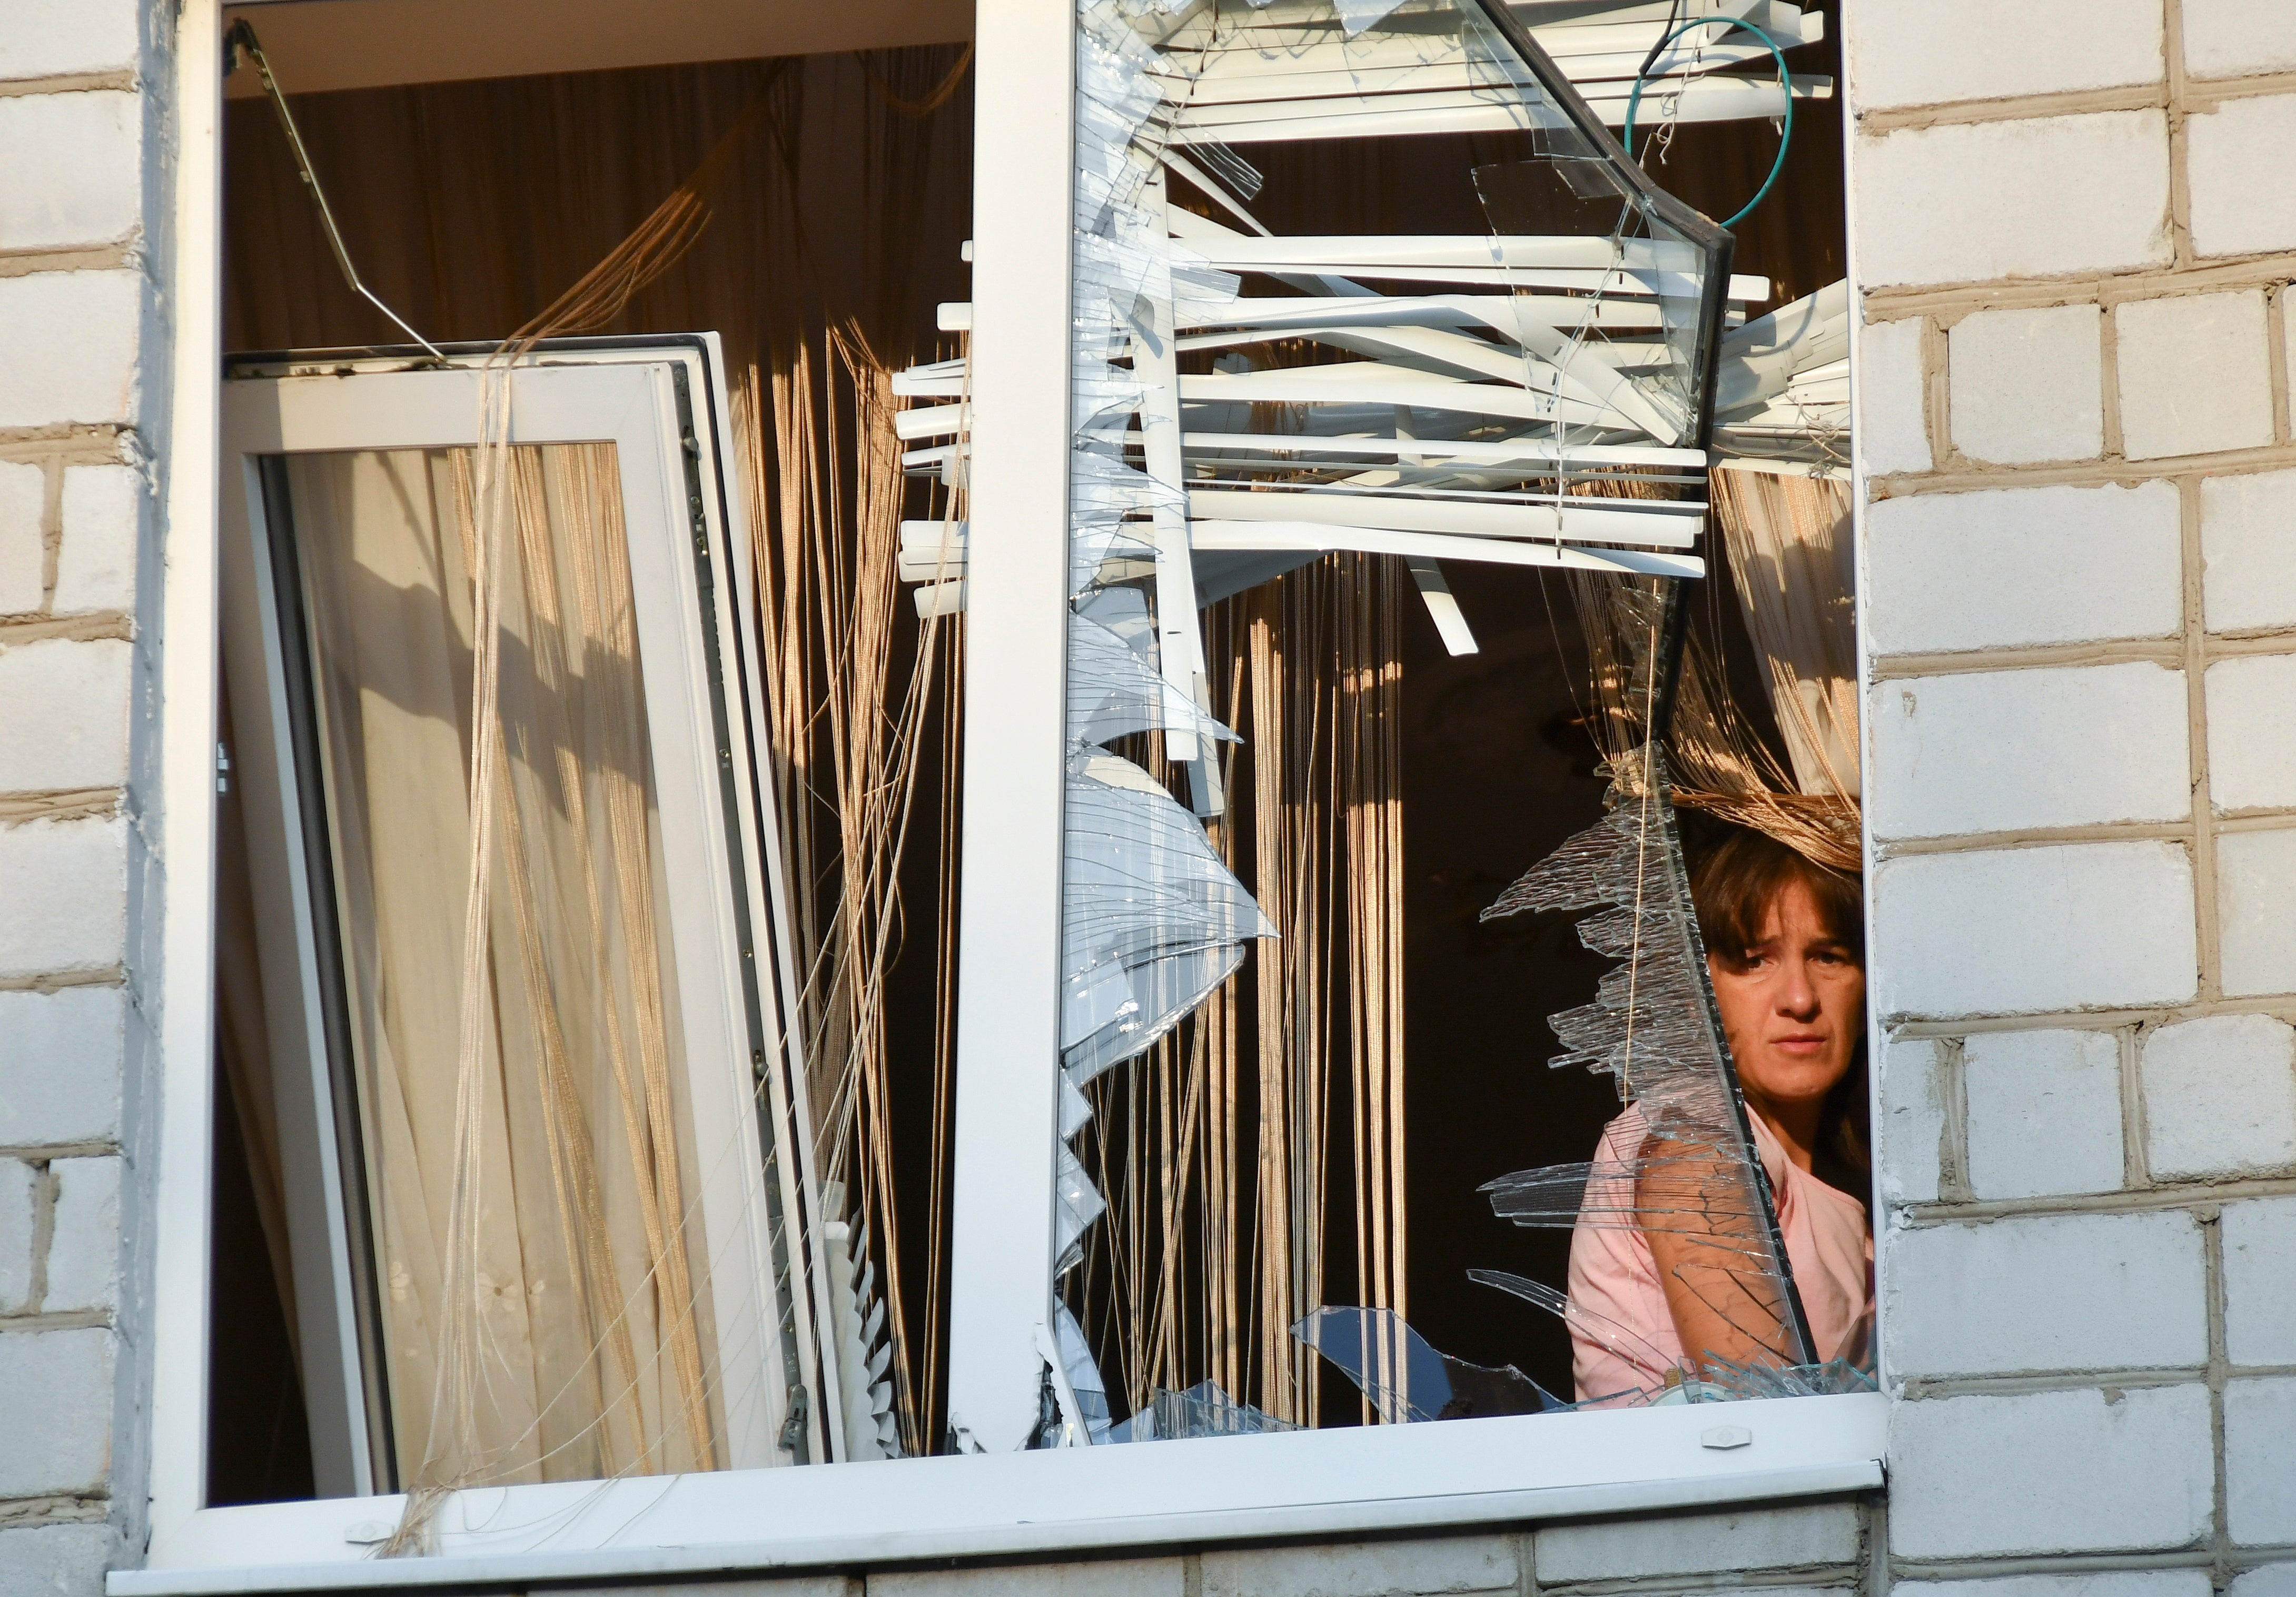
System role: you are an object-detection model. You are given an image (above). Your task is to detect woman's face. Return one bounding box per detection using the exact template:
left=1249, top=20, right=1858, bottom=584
left=1707, top=878, right=1866, bottom=1122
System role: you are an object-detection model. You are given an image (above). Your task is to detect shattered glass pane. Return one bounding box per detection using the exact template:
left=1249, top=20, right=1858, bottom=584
left=1046, top=0, right=1740, bottom=1426
left=1061, top=752, right=1275, bottom=1083
left=1477, top=745, right=1818, bottom=1374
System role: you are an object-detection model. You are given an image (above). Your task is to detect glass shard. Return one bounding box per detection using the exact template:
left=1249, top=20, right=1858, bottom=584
left=1292, top=1306, right=1565, bottom=1424
left=1054, top=1302, right=1115, bottom=1444
left=1479, top=750, right=1818, bottom=1371
left=1109, top=1381, right=1301, bottom=1442
left=1467, top=1268, right=1686, bottom=1391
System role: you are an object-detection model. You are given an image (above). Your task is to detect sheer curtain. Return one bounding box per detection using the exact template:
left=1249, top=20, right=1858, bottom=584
left=285, top=442, right=718, bottom=1486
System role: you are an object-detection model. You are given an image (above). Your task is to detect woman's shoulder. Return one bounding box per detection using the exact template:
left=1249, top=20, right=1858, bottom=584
left=1593, top=1100, right=1649, bottom=1155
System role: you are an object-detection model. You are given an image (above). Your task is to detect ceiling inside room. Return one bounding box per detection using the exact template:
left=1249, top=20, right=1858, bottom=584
left=222, top=0, right=974, bottom=97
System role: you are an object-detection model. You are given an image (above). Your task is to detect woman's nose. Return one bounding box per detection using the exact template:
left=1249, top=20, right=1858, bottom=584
left=1775, top=961, right=1820, bottom=1018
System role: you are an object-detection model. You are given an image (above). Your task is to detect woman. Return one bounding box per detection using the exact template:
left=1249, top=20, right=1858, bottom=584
left=1566, top=826, right=1873, bottom=1402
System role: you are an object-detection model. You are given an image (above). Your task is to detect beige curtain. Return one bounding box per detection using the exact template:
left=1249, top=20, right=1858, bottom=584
left=288, top=442, right=718, bottom=1487
left=1710, top=464, right=1861, bottom=804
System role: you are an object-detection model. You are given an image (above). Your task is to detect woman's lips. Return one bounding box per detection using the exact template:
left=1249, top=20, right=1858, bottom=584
left=1771, top=1034, right=1827, bottom=1054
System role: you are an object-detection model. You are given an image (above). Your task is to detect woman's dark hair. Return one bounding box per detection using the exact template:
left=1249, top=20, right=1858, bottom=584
left=1688, top=826, right=1871, bottom=1205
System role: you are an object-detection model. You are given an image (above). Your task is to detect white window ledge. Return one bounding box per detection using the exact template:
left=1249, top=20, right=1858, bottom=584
left=112, top=1393, right=1885, bottom=1595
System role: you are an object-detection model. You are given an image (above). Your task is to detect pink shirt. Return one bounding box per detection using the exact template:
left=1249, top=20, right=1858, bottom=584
left=1563, top=1103, right=1873, bottom=1402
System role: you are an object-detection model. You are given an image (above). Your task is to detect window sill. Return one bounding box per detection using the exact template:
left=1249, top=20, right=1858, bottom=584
left=113, top=1392, right=1885, bottom=1594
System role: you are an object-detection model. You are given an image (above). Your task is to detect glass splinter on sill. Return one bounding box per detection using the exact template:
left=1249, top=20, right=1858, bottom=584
left=1699, top=1353, right=1877, bottom=1401
left=1291, top=1306, right=1566, bottom=1424
left=1107, top=1381, right=1300, bottom=1443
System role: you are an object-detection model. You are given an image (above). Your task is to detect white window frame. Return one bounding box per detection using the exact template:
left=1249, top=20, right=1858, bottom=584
left=213, top=342, right=835, bottom=1495
left=129, top=2, right=1886, bottom=1590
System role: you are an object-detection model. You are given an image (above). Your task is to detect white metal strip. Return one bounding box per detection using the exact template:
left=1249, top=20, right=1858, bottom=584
left=943, top=0, right=1075, bottom=1460
left=1188, top=521, right=1705, bottom=579
left=1186, top=489, right=1703, bottom=549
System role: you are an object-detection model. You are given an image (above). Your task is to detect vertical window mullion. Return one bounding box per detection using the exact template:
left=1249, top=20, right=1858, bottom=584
left=943, top=0, right=1080, bottom=1455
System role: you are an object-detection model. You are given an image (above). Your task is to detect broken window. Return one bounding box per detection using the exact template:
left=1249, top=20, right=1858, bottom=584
left=913, top=0, right=1865, bottom=1447
left=186, top=0, right=1864, bottom=1556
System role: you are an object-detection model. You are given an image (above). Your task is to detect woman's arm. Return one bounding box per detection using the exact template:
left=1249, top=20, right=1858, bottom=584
left=1636, top=1133, right=1796, bottom=1376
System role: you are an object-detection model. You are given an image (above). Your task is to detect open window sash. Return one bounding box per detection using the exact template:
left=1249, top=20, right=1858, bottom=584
left=217, top=337, right=838, bottom=1496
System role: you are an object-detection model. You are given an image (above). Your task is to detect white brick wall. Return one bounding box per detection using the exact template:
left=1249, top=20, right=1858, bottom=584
left=0, top=989, right=122, bottom=1147
left=0, top=817, right=125, bottom=979
left=1863, top=483, right=2182, bottom=656
left=865, top=1512, right=1874, bottom=1597
left=44, top=1157, right=117, bottom=1314
left=1947, top=305, right=2103, bottom=465
left=1854, top=114, right=2172, bottom=287
left=876, top=1566, right=1164, bottom=1597
left=2182, top=0, right=2296, bottom=79
left=1204, top=1535, right=1515, bottom=1597
left=2215, top=827, right=2296, bottom=997
left=1887, top=1386, right=2213, bottom=1558
left=0, top=639, right=132, bottom=792
left=1962, top=1030, right=2124, bottom=1199
left=1845, top=0, right=2162, bottom=113
left=1902, top=1576, right=2210, bottom=1597
left=0, top=1329, right=114, bottom=1497
left=2114, top=291, right=2275, bottom=461
left=0, top=92, right=140, bottom=252
left=1867, top=664, right=2189, bottom=838
left=1856, top=18, right=2296, bottom=1576
left=1858, top=316, right=1932, bottom=474
left=1532, top=1501, right=1860, bottom=1582
left=2204, top=653, right=2296, bottom=811
left=0, top=461, right=41, bottom=616
left=2139, top=1015, right=2296, bottom=1178
left=0, top=14, right=150, bottom=1587
left=53, top=465, right=141, bottom=617
left=0, top=272, right=142, bottom=429
left=2222, top=1198, right=2296, bottom=1365
left=2185, top=95, right=2296, bottom=259
left=1883, top=1212, right=2206, bottom=1377
left=2224, top=1378, right=2296, bottom=1544
left=0, top=3, right=138, bottom=82
left=0, top=1160, right=35, bottom=1314
left=1871, top=843, right=2198, bottom=1019
left=2201, top=470, right=2296, bottom=634
left=0, top=1526, right=113, bottom=1597
left=1876, top=1037, right=1948, bottom=1205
